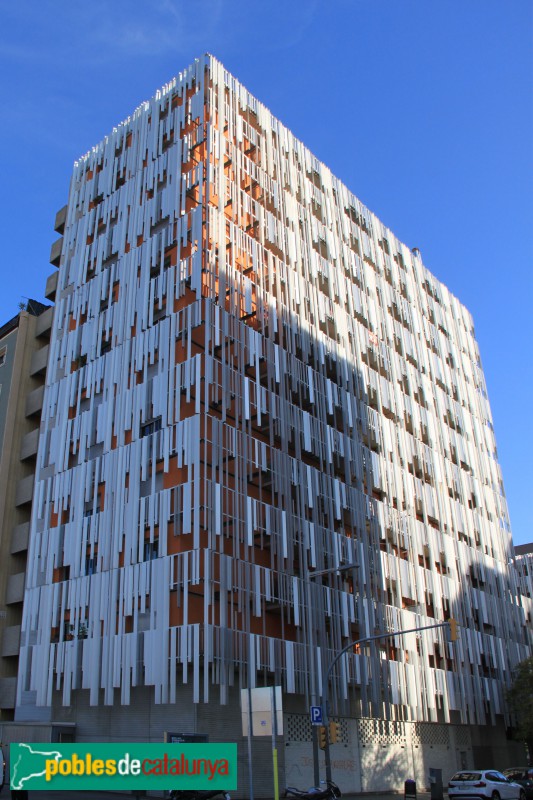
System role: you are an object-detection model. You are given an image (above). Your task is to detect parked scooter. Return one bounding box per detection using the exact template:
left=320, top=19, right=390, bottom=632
left=284, top=780, right=342, bottom=800
left=169, top=790, right=231, bottom=800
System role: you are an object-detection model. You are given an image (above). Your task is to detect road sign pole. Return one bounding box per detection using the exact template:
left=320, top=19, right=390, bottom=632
left=312, top=727, right=319, bottom=787
left=309, top=705, right=323, bottom=787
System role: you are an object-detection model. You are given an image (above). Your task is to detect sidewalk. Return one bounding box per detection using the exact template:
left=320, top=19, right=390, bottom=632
left=0, top=788, right=135, bottom=799
left=0, top=790, right=435, bottom=800
left=1, top=789, right=134, bottom=799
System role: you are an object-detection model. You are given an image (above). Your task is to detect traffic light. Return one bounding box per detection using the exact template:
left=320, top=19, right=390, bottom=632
left=329, top=721, right=340, bottom=744
left=318, top=726, right=327, bottom=750
left=447, top=618, right=459, bottom=641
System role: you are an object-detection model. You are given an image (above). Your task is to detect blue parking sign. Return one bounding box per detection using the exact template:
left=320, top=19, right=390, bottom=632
left=310, top=705, right=323, bottom=725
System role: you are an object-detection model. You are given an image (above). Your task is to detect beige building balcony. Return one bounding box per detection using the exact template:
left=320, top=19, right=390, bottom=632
left=20, top=427, right=40, bottom=461
left=6, top=574, right=26, bottom=605
left=11, top=521, right=30, bottom=554
left=54, top=205, right=67, bottom=234
left=0, top=676, right=17, bottom=709
left=35, top=305, right=54, bottom=337
left=15, top=475, right=35, bottom=507
left=1, top=624, right=21, bottom=657
left=29, top=344, right=49, bottom=377
left=25, top=385, right=45, bottom=417
left=45, top=270, right=58, bottom=301
left=49, top=237, right=63, bottom=266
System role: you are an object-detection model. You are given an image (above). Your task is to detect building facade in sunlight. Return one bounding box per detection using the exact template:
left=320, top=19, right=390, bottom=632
left=14, top=55, right=531, bottom=789
left=515, top=544, right=533, bottom=618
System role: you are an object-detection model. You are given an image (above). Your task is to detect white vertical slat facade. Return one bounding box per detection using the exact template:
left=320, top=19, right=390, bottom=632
left=17, top=55, right=531, bottom=736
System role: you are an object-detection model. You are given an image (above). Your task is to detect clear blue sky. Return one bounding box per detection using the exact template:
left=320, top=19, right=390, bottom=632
left=0, top=1, right=531, bottom=545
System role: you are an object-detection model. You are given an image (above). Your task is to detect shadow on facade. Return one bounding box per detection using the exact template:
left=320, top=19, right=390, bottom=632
left=13, top=258, right=529, bottom=796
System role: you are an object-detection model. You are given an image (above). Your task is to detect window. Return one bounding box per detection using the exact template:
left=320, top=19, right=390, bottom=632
left=144, top=540, right=159, bottom=561
left=84, top=494, right=101, bottom=517
left=85, top=556, right=97, bottom=576
left=0, top=346, right=6, bottom=367
left=140, top=417, right=162, bottom=438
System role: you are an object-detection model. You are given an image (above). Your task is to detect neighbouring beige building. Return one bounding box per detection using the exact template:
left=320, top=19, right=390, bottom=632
left=0, top=210, right=62, bottom=718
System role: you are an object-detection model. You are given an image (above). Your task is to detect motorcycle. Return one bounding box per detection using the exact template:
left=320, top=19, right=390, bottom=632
left=169, top=791, right=231, bottom=800
left=284, top=780, right=342, bottom=800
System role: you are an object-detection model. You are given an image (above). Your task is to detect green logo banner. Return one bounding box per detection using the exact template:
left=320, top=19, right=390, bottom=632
left=10, top=742, right=237, bottom=791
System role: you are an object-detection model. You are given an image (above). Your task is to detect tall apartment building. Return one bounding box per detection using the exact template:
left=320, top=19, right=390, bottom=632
left=12, top=55, right=531, bottom=791
left=0, top=292, right=55, bottom=719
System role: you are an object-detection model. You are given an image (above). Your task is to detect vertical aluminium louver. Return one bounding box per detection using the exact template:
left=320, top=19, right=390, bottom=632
left=18, top=55, right=530, bottom=727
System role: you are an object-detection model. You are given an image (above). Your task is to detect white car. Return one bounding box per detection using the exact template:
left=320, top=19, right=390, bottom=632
left=448, top=771, right=526, bottom=800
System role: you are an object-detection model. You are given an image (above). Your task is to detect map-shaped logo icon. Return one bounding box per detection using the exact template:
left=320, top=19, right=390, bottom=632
left=11, top=743, right=63, bottom=790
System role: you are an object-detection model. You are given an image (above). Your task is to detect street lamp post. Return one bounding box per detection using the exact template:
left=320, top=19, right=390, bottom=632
left=321, top=619, right=458, bottom=783
left=303, top=563, right=320, bottom=788
left=305, top=563, right=358, bottom=786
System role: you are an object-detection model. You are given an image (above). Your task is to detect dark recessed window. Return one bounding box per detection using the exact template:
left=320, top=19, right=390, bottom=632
left=144, top=540, right=159, bottom=561
left=85, top=556, right=97, bottom=576
left=140, top=417, right=162, bottom=438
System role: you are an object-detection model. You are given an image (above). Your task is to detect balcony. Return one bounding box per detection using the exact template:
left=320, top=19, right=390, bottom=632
left=0, top=677, right=17, bottom=709
left=11, top=521, right=30, bottom=554
left=54, top=205, right=67, bottom=234
left=49, top=237, right=63, bottom=266
left=5, top=574, right=25, bottom=605
left=1, top=624, right=21, bottom=656
left=35, top=305, right=54, bottom=338
left=20, top=427, right=39, bottom=461
left=45, top=270, right=58, bottom=301
left=25, top=385, right=44, bottom=417
left=15, top=475, right=35, bottom=507
left=29, top=344, right=49, bottom=377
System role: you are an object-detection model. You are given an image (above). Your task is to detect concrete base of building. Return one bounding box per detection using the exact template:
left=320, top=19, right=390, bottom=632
left=4, top=684, right=526, bottom=797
